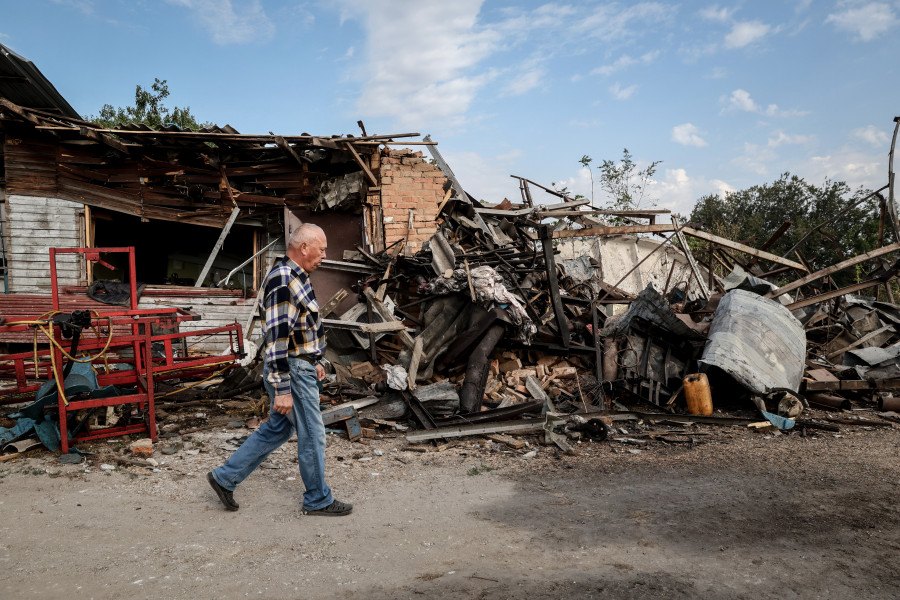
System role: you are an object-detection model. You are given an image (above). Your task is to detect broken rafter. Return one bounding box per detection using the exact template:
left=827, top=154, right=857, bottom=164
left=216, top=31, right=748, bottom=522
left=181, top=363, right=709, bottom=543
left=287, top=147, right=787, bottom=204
left=551, top=224, right=676, bottom=238
left=745, top=220, right=792, bottom=269
left=787, top=277, right=885, bottom=310
left=77, top=126, right=132, bottom=154
left=671, top=216, right=710, bottom=299
left=766, top=242, right=900, bottom=299
left=342, top=141, right=378, bottom=187
left=363, top=286, right=416, bottom=350
left=682, top=227, right=807, bottom=271
left=276, top=136, right=308, bottom=168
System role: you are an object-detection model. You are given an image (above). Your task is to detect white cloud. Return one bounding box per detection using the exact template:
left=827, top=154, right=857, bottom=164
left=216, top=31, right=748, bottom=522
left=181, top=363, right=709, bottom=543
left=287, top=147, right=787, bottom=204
left=549, top=163, right=735, bottom=218
left=672, top=123, right=708, bottom=147
left=592, top=51, right=658, bottom=77
left=573, top=2, right=675, bottom=42
left=505, top=67, right=545, bottom=96
left=728, top=89, right=759, bottom=112
left=732, top=142, right=778, bottom=176
left=51, top=0, right=95, bottom=16
left=344, top=46, right=355, bottom=59
left=725, top=89, right=807, bottom=118
left=768, top=130, right=812, bottom=147
left=167, top=0, right=274, bottom=44
left=338, top=0, right=500, bottom=129
left=852, top=125, right=891, bottom=147
left=654, top=168, right=735, bottom=217
left=805, top=150, right=884, bottom=187
left=592, top=55, right=638, bottom=77
left=552, top=167, right=596, bottom=203
left=826, top=1, right=899, bottom=41
left=610, top=83, right=637, bottom=100
left=699, top=5, right=735, bottom=22
left=445, top=148, right=528, bottom=203
left=724, top=20, right=772, bottom=48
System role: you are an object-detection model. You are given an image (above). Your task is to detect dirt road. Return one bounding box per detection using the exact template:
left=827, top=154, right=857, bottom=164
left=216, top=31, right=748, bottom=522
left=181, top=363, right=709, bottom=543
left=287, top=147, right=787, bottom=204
left=1, top=422, right=898, bottom=599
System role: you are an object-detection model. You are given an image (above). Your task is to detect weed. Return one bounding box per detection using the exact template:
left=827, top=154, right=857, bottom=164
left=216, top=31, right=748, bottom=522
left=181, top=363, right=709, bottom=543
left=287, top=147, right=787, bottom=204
left=467, top=464, right=496, bottom=476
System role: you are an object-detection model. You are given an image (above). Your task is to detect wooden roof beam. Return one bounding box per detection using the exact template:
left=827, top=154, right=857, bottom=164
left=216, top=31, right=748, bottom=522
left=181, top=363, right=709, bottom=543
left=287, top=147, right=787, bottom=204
left=342, top=141, right=378, bottom=186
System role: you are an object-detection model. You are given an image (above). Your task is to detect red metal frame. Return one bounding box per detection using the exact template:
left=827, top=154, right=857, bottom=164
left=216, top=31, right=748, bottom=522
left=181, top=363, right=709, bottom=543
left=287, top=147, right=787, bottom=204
left=0, top=247, right=245, bottom=452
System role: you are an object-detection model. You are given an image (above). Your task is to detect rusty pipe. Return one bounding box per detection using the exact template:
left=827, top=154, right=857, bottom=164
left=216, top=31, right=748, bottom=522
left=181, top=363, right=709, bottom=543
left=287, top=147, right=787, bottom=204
left=878, top=396, right=900, bottom=412
left=807, top=392, right=851, bottom=411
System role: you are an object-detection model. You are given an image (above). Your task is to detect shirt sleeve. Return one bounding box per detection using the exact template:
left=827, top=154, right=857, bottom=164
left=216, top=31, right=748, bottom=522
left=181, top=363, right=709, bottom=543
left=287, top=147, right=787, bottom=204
left=262, top=277, right=299, bottom=396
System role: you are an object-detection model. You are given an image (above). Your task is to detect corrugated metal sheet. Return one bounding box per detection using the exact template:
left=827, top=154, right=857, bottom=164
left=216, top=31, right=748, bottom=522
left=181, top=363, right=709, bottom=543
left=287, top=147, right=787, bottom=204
left=0, top=44, right=79, bottom=118
left=699, top=289, right=806, bottom=394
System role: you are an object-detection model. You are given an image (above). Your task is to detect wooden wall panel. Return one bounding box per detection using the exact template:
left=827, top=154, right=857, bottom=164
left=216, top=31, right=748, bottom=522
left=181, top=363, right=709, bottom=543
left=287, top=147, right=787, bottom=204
left=6, top=194, right=83, bottom=292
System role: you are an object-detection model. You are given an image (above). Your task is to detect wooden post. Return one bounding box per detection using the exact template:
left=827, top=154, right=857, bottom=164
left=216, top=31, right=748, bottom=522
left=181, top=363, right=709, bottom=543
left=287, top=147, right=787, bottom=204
left=539, top=225, right=569, bottom=348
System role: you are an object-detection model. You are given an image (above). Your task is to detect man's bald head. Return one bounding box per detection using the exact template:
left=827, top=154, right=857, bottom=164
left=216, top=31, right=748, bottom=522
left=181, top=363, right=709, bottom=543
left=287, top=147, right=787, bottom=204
left=287, top=223, right=327, bottom=272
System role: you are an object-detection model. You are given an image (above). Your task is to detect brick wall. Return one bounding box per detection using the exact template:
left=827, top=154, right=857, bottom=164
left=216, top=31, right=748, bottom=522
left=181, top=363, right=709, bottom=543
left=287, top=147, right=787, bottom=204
left=377, top=149, right=447, bottom=254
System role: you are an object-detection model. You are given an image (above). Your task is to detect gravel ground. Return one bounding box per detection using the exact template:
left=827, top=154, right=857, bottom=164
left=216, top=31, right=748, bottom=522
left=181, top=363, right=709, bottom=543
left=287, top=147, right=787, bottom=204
left=1, top=405, right=899, bottom=599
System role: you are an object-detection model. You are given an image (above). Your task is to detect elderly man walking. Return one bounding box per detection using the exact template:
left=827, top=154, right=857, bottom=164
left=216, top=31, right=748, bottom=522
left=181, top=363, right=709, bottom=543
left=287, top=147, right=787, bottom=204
left=207, top=223, right=352, bottom=516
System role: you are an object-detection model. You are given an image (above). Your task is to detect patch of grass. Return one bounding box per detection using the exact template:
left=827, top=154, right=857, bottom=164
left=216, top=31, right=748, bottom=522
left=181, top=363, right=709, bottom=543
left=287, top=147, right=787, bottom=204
left=467, top=464, right=496, bottom=476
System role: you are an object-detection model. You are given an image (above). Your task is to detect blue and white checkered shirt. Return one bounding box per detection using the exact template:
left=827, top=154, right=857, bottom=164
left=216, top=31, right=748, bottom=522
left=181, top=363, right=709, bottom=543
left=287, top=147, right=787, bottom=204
left=260, top=256, right=325, bottom=395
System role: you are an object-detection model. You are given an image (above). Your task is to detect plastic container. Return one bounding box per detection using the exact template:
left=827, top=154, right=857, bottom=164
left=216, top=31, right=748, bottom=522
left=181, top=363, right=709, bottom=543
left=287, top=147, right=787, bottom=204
left=683, top=373, right=713, bottom=416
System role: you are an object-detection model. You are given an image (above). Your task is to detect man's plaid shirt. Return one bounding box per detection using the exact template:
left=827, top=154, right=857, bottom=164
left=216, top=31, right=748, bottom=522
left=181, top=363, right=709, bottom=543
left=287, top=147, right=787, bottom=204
left=260, top=256, right=325, bottom=395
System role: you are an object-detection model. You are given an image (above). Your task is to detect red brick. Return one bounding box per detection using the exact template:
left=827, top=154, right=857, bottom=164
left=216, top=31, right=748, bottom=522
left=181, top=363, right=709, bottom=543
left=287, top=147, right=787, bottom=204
left=131, top=438, right=154, bottom=457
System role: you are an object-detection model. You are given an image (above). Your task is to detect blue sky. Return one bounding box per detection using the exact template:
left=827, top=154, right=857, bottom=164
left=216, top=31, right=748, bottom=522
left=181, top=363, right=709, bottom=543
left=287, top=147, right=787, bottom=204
left=3, top=0, right=899, bottom=218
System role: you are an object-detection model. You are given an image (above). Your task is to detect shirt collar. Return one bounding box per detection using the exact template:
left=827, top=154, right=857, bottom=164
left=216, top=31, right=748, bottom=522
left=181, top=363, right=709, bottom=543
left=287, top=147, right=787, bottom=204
left=283, top=255, right=309, bottom=278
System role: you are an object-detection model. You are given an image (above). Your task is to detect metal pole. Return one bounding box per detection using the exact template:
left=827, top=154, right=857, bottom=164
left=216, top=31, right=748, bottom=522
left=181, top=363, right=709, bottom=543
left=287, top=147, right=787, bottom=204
left=195, top=207, right=241, bottom=287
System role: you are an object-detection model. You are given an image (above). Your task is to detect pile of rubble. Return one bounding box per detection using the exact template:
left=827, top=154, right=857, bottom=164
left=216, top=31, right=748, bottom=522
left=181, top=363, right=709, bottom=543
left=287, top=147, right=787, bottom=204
left=216, top=152, right=900, bottom=451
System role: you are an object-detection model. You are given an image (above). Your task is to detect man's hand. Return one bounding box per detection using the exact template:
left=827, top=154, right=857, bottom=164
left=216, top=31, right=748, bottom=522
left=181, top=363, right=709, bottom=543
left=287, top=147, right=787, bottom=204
left=315, top=363, right=325, bottom=381
left=272, top=393, right=293, bottom=415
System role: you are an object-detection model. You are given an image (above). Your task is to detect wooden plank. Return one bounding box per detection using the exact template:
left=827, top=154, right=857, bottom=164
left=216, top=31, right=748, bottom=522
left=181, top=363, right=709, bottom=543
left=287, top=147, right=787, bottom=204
left=805, top=378, right=900, bottom=391
left=551, top=224, right=676, bottom=239
left=319, top=288, right=349, bottom=317
left=486, top=433, right=527, bottom=449
left=405, top=419, right=545, bottom=442
left=276, top=136, right=308, bottom=169
left=824, top=325, right=896, bottom=360
left=535, top=198, right=591, bottom=211
left=766, top=242, right=900, bottom=299
left=342, top=142, right=378, bottom=187
left=195, top=206, right=241, bottom=287
left=321, top=319, right=408, bottom=333
left=407, top=337, right=423, bottom=391
left=787, top=278, right=884, bottom=310
left=474, top=206, right=533, bottom=217
left=363, top=287, right=415, bottom=349
left=78, top=126, right=132, bottom=154
left=681, top=227, right=807, bottom=271
left=671, top=216, right=710, bottom=299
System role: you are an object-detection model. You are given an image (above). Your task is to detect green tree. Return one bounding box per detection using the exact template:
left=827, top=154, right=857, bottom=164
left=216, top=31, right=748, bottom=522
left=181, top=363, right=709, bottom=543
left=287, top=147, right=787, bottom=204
left=688, top=173, right=885, bottom=285
left=596, top=148, right=662, bottom=211
left=85, top=78, right=211, bottom=130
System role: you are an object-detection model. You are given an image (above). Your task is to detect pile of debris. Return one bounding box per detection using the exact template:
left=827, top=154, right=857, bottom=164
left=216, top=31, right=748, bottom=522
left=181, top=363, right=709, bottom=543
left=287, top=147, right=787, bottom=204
left=214, top=146, right=900, bottom=450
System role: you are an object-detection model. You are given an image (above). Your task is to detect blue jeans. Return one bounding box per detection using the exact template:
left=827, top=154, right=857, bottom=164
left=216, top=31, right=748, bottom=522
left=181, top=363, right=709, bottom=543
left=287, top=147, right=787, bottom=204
left=211, top=358, right=334, bottom=510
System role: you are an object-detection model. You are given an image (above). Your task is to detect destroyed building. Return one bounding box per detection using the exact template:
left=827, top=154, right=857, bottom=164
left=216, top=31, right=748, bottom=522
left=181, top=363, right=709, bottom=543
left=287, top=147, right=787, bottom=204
left=0, top=43, right=449, bottom=355
left=3, top=43, right=900, bottom=456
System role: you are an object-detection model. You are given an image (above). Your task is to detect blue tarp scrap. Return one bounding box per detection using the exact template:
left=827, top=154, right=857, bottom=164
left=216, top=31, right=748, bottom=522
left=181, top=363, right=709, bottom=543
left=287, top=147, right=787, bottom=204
left=2, top=361, right=120, bottom=453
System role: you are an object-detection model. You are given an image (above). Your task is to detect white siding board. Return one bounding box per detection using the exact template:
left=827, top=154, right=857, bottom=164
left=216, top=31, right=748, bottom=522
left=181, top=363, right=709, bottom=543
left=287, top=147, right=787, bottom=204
left=7, top=195, right=84, bottom=293
left=138, top=294, right=257, bottom=354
